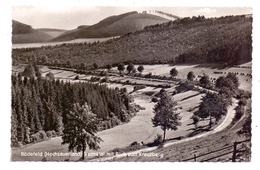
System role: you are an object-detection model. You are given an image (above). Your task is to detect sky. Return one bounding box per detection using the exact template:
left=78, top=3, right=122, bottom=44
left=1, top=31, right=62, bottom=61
left=12, top=6, right=252, bottom=30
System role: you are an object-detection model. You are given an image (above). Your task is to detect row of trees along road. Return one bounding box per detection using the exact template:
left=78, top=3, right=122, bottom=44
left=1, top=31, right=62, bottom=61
left=117, top=63, right=144, bottom=74
left=195, top=72, right=240, bottom=128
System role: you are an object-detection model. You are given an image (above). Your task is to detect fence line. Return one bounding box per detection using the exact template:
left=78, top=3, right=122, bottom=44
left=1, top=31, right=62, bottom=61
left=182, top=139, right=250, bottom=162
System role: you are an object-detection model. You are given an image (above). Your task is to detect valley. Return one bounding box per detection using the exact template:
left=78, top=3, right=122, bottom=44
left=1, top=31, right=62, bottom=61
left=11, top=12, right=252, bottom=162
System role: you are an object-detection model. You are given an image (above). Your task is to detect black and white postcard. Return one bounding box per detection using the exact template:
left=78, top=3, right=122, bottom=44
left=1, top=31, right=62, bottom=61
left=2, top=0, right=259, bottom=169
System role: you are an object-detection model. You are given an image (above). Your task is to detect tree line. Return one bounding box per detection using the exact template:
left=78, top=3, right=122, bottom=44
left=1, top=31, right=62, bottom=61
left=11, top=73, right=133, bottom=147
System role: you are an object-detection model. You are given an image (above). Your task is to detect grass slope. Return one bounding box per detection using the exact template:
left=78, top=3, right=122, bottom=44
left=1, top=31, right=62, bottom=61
left=52, top=11, right=169, bottom=41
left=114, top=100, right=251, bottom=162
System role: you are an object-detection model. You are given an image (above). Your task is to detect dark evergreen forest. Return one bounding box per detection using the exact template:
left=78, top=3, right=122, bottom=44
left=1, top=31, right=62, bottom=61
left=11, top=74, right=133, bottom=147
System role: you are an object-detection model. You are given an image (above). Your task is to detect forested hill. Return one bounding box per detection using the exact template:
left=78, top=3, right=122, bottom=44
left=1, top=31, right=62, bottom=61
left=51, top=11, right=169, bottom=41
left=12, top=15, right=252, bottom=68
left=12, top=20, right=53, bottom=44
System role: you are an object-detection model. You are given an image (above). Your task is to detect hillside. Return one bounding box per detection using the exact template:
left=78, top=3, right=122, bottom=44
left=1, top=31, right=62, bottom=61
left=12, top=15, right=252, bottom=68
left=12, top=20, right=53, bottom=44
left=12, top=20, right=34, bottom=34
left=52, top=11, right=169, bottom=41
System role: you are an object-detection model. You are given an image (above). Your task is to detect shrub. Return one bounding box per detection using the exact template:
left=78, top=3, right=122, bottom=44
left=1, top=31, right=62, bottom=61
left=151, top=97, right=158, bottom=102
left=74, top=75, right=79, bottom=80
left=111, top=147, right=124, bottom=154
left=153, top=134, right=163, bottom=146
left=90, top=76, right=100, bottom=82
left=24, top=134, right=31, bottom=144
left=191, top=115, right=200, bottom=127
left=172, top=90, right=178, bottom=95
left=51, top=130, right=57, bottom=137
left=46, top=131, right=52, bottom=138
left=157, top=84, right=171, bottom=88
left=99, top=70, right=107, bottom=76
left=238, top=98, right=247, bottom=106
left=130, top=141, right=139, bottom=147
left=234, top=105, right=244, bottom=121
left=18, top=142, right=23, bottom=148
left=133, top=85, right=146, bottom=91
left=31, top=133, right=40, bottom=142
left=100, top=77, right=108, bottom=83
left=110, top=142, right=143, bottom=154
left=144, top=72, right=152, bottom=78
left=39, top=130, right=47, bottom=140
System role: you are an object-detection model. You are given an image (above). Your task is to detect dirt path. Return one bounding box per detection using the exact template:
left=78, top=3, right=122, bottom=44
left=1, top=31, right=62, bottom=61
left=91, top=98, right=238, bottom=161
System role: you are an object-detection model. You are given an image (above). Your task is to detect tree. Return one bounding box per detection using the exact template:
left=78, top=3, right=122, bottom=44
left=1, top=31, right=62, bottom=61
left=45, top=72, right=54, bottom=80
left=199, top=74, right=211, bottom=88
left=126, top=63, right=134, bottom=74
left=216, top=74, right=239, bottom=96
left=137, top=65, right=144, bottom=73
left=74, top=75, right=79, bottom=80
left=106, top=64, right=112, bottom=71
left=54, top=59, right=60, bottom=67
left=41, top=56, right=47, bottom=65
left=191, top=115, right=200, bottom=128
left=117, top=63, right=125, bottom=74
left=62, top=103, right=103, bottom=160
left=196, top=93, right=231, bottom=129
left=151, top=91, right=182, bottom=142
left=11, top=109, right=19, bottom=147
left=226, top=73, right=239, bottom=89
left=80, top=63, right=86, bottom=70
left=66, top=60, right=72, bottom=68
left=22, top=64, right=35, bottom=78
left=170, top=67, right=178, bottom=78
left=187, top=71, right=195, bottom=81
left=93, top=62, right=98, bottom=69
left=34, top=65, right=41, bottom=78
